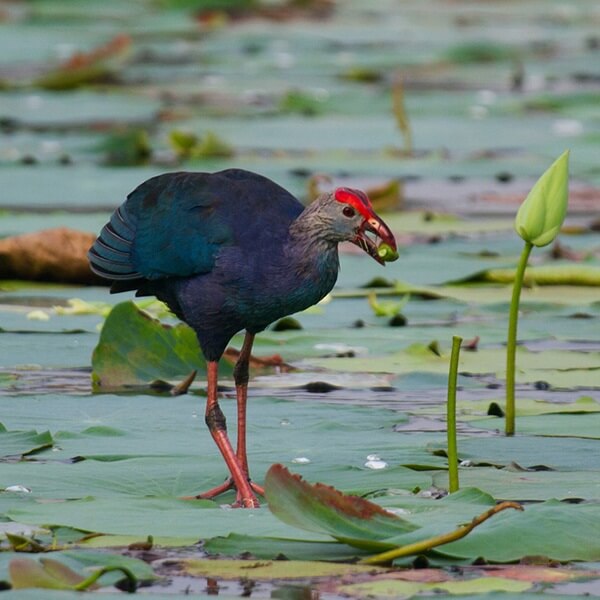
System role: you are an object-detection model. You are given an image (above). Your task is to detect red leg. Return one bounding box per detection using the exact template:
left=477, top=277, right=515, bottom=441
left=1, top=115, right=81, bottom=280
left=201, top=361, right=259, bottom=508
left=234, top=332, right=264, bottom=498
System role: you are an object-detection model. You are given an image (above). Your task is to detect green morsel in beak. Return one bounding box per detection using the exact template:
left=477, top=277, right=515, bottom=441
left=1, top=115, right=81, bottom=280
left=377, top=242, right=399, bottom=262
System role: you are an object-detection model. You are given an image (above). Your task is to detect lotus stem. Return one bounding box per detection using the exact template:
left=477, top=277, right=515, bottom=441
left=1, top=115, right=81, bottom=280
left=360, top=501, right=522, bottom=565
left=447, top=336, right=462, bottom=492
left=74, top=565, right=137, bottom=593
left=505, top=241, right=533, bottom=436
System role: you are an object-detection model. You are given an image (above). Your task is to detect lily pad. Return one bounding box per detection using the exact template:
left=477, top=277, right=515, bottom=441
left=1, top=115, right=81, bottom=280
left=0, top=425, right=54, bottom=459
left=339, top=575, right=531, bottom=597
left=265, top=464, right=417, bottom=548
left=180, top=558, right=383, bottom=580
left=91, top=301, right=209, bottom=390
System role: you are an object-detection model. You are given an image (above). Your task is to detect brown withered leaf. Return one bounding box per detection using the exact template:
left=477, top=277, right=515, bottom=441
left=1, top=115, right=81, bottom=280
left=0, top=227, right=105, bottom=285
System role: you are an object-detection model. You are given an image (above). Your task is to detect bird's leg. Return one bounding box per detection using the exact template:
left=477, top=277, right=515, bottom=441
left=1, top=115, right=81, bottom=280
left=234, top=332, right=264, bottom=497
left=199, top=361, right=259, bottom=508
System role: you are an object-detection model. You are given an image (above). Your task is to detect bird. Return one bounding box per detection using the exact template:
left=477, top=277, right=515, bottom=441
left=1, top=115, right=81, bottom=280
left=88, top=168, right=397, bottom=508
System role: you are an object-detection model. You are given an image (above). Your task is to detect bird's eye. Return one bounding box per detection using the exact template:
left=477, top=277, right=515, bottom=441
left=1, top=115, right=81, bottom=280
left=342, top=206, right=356, bottom=218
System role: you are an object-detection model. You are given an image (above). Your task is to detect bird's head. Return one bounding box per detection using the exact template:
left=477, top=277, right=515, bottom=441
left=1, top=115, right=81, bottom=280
left=309, top=187, right=397, bottom=265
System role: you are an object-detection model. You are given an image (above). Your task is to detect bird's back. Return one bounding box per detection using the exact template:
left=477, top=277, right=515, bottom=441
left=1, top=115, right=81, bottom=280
left=89, top=168, right=304, bottom=288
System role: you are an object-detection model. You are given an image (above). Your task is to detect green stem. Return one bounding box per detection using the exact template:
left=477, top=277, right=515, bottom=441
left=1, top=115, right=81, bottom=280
left=505, top=241, right=533, bottom=436
left=447, top=336, right=462, bottom=493
left=360, top=501, right=522, bottom=565
left=73, top=565, right=137, bottom=593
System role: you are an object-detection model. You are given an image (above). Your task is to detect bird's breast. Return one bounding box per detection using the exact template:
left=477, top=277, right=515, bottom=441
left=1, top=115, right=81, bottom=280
left=221, top=246, right=339, bottom=332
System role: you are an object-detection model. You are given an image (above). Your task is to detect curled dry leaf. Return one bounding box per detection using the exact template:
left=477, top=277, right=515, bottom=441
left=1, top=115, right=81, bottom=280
left=0, top=227, right=105, bottom=284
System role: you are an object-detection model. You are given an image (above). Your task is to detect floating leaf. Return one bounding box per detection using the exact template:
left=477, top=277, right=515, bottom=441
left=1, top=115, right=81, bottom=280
left=445, top=41, right=517, bottom=63
left=339, top=575, right=531, bottom=597
left=204, top=532, right=369, bottom=561
left=91, top=301, right=209, bottom=391
left=100, top=128, right=152, bottom=166
left=439, top=499, right=600, bottom=562
left=0, top=425, right=54, bottom=459
left=34, top=34, right=131, bottom=90
left=0, top=228, right=101, bottom=285
left=9, top=558, right=86, bottom=590
left=452, top=264, right=600, bottom=286
left=180, top=558, right=382, bottom=580
left=264, top=464, right=418, bottom=548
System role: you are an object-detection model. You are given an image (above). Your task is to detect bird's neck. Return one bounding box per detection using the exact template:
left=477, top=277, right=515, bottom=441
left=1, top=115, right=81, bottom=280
left=287, top=204, right=339, bottom=277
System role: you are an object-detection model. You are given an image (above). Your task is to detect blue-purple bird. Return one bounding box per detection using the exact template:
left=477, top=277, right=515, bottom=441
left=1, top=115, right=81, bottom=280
left=89, top=169, right=396, bottom=507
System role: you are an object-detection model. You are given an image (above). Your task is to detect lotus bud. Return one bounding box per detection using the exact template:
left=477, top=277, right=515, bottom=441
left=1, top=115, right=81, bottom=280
left=515, top=150, right=569, bottom=247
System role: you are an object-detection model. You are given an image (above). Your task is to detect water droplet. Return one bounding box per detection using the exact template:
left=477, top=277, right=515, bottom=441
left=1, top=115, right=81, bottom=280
left=476, top=89, right=497, bottom=105
left=292, top=457, right=311, bottom=464
left=5, top=485, right=32, bottom=494
left=26, top=310, right=50, bottom=321
left=25, top=95, right=44, bottom=110
left=385, top=507, right=410, bottom=516
left=553, top=119, right=583, bottom=137
left=280, top=419, right=291, bottom=427
left=364, top=459, right=388, bottom=470
left=468, top=105, right=488, bottom=120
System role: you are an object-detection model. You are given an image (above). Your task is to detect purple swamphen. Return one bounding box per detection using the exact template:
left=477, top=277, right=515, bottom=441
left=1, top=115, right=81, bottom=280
left=88, top=168, right=396, bottom=508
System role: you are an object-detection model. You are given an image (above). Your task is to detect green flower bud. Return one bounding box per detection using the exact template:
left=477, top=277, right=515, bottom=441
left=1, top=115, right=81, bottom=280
left=515, top=150, right=569, bottom=247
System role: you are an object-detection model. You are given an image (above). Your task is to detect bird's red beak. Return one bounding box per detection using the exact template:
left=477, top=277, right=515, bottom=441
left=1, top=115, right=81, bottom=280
left=353, top=210, right=397, bottom=265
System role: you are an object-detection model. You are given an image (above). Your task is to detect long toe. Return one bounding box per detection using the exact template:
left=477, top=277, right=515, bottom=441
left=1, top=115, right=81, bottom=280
left=235, top=492, right=260, bottom=509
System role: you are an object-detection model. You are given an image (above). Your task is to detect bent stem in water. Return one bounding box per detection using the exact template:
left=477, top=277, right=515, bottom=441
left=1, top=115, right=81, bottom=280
left=505, top=241, right=533, bottom=436
left=74, top=565, right=137, bottom=593
left=360, top=501, right=523, bottom=565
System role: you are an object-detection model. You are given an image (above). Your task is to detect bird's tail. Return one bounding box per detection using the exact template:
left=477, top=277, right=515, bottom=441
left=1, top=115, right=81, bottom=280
left=88, top=204, right=142, bottom=282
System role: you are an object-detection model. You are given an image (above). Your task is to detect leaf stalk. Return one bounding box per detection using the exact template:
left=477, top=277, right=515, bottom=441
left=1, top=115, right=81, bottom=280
left=360, top=501, right=522, bottom=565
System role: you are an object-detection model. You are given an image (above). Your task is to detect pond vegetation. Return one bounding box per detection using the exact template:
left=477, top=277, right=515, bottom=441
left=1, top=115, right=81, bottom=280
left=1, top=0, right=600, bottom=596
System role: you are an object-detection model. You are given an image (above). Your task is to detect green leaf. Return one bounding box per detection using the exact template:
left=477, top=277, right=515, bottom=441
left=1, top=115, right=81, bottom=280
left=2, top=550, right=153, bottom=591
left=91, top=301, right=211, bottom=391
left=433, top=468, right=600, bottom=502
left=9, top=558, right=86, bottom=590
left=515, top=150, right=570, bottom=247
left=440, top=500, right=600, bottom=562
left=179, top=558, right=382, bottom=579
left=0, top=426, right=54, bottom=459
left=454, top=264, right=600, bottom=286
left=264, top=464, right=418, bottom=549
left=205, top=533, right=369, bottom=561
left=339, top=576, right=531, bottom=597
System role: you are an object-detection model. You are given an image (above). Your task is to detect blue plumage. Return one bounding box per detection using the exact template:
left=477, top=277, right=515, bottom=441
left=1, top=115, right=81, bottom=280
left=89, top=168, right=335, bottom=360
left=89, top=167, right=397, bottom=507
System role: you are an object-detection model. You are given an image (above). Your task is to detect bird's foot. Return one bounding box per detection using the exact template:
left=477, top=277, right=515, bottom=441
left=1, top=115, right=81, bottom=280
left=184, top=478, right=264, bottom=508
